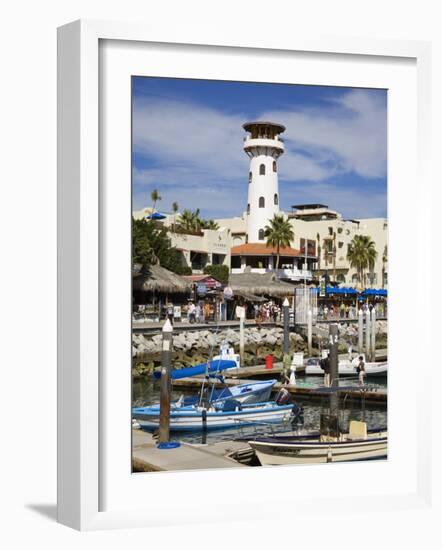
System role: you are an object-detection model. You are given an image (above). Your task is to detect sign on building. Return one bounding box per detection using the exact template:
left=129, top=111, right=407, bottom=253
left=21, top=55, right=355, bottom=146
left=196, top=283, right=207, bottom=295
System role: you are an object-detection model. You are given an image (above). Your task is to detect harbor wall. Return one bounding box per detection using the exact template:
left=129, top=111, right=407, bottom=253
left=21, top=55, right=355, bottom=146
left=132, top=322, right=387, bottom=377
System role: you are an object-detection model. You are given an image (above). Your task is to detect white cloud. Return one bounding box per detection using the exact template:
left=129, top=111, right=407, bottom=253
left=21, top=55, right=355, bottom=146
left=133, top=97, right=247, bottom=185
left=262, top=89, right=387, bottom=181
left=132, top=89, right=387, bottom=217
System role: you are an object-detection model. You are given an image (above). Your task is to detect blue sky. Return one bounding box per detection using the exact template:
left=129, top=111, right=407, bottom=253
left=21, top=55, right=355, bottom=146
left=132, top=77, right=387, bottom=219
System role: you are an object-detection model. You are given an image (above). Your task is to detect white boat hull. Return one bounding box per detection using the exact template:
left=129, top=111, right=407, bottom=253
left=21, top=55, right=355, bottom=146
left=305, top=361, right=387, bottom=377
left=133, top=403, right=294, bottom=432
left=250, top=432, right=387, bottom=465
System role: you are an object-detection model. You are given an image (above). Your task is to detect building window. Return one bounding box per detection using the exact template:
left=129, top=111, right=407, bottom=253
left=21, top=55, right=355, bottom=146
left=245, top=235, right=248, bottom=243
left=328, top=227, right=333, bottom=236
left=337, top=274, right=346, bottom=283
left=259, top=196, right=265, bottom=208
left=247, top=203, right=250, bottom=215
left=338, top=241, right=343, bottom=248
left=259, top=163, right=266, bottom=175
left=248, top=171, right=252, bottom=183
left=258, top=229, right=265, bottom=240
left=274, top=193, right=278, bottom=205
left=273, top=160, right=277, bottom=172
left=337, top=227, right=343, bottom=234
left=352, top=274, right=358, bottom=283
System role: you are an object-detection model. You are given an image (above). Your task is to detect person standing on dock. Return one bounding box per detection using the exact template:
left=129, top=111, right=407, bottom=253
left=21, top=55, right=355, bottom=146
left=204, top=302, right=211, bottom=324
left=256, top=306, right=263, bottom=327
left=357, top=355, right=366, bottom=386
left=321, top=352, right=331, bottom=387
left=195, top=302, right=202, bottom=323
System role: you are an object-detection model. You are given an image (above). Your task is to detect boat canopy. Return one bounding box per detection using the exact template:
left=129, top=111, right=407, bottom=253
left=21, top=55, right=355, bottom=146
left=152, top=359, right=237, bottom=381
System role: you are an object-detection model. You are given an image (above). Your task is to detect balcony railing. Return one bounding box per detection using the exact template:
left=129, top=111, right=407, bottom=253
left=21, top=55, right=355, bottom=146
left=231, top=267, right=312, bottom=279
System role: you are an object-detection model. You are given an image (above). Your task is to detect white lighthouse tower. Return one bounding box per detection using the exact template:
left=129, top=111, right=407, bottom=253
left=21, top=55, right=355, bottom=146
left=243, top=121, right=285, bottom=243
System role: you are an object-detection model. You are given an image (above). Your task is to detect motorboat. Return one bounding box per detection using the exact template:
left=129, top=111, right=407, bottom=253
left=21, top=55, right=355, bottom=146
left=249, top=421, right=387, bottom=465
left=305, top=353, right=387, bottom=377
left=132, top=400, right=298, bottom=432
left=146, top=379, right=278, bottom=411
left=205, top=379, right=277, bottom=406
left=152, top=357, right=238, bottom=381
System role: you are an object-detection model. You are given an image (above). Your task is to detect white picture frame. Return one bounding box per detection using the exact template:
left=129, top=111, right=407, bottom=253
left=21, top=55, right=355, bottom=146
left=57, top=19, right=433, bottom=531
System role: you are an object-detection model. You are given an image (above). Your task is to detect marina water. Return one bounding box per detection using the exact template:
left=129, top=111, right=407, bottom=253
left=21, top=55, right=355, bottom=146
left=133, top=376, right=387, bottom=445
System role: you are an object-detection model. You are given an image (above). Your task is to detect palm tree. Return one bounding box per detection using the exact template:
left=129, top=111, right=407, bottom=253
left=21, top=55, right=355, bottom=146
left=381, top=245, right=388, bottom=288
left=346, top=235, right=378, bottom=288
left=316, top=232, right=321, bottom=270
left=264, top=214, right=294, bottom=270
left=177, top=208, right=201, bottom=231
left=171, top=201, right=179, bottom=232
left=201, top=219, right=219, bottom=230
left=150, top=189, right=162, bottom=213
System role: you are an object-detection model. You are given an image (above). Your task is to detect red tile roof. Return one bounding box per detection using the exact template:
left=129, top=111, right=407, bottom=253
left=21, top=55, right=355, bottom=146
left=230, top=243, right=301, bottom=257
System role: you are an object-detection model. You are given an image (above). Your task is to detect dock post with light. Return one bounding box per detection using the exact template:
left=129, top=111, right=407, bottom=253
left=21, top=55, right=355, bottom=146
left=158, top=318, right=180, bottom=449
left=283, top=297, right=290, bottom=355
left=329, top=323, right=339, bottom=419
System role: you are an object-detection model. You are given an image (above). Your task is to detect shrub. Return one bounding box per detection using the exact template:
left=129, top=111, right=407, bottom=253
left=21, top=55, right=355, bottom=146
left=203, top=264, right=229, bottom=284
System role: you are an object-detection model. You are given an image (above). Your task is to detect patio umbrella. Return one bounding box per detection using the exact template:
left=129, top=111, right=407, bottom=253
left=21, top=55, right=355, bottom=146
left=145, top=212, right=166, bottom=220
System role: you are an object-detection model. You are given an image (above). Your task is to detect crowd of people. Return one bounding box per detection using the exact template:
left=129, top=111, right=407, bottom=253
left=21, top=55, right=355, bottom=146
left=254, top=301, right=281, bottom=325
left=185, top=300, right=214, bottom=324
left=318, top=300, right=386, bottom=320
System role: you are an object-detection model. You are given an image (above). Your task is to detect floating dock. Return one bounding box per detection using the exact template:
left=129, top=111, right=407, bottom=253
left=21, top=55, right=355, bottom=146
left=132, top=429, right=249, bottom=471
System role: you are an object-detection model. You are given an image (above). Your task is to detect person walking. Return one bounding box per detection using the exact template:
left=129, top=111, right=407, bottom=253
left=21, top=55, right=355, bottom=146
left=272, top=303, right=279, bottom=323
left=187, top=301, right=196, bottom=324
left=340, top=302, right=345, bottom=319
left=166, top=302, right=174, bottom=325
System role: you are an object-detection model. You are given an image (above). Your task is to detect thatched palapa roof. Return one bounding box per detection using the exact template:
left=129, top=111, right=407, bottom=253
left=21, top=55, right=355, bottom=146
left=229, top=272, right=295, bottom=298
left=133, top=265, right=191, bottom=294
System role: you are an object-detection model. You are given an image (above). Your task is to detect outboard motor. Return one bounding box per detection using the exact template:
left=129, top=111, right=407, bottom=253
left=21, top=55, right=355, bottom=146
left=275, top=387, right=292, bottom=405
left=291, top=403, right=304, bottom=426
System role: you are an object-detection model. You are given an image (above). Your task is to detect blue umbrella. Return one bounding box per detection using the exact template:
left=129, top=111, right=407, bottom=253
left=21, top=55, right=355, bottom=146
left=145, top=212, right=166, bottom=220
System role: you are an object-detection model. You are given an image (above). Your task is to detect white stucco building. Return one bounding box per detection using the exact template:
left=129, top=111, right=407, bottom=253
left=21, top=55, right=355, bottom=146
left=132, top=207, right=231, bottom=273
